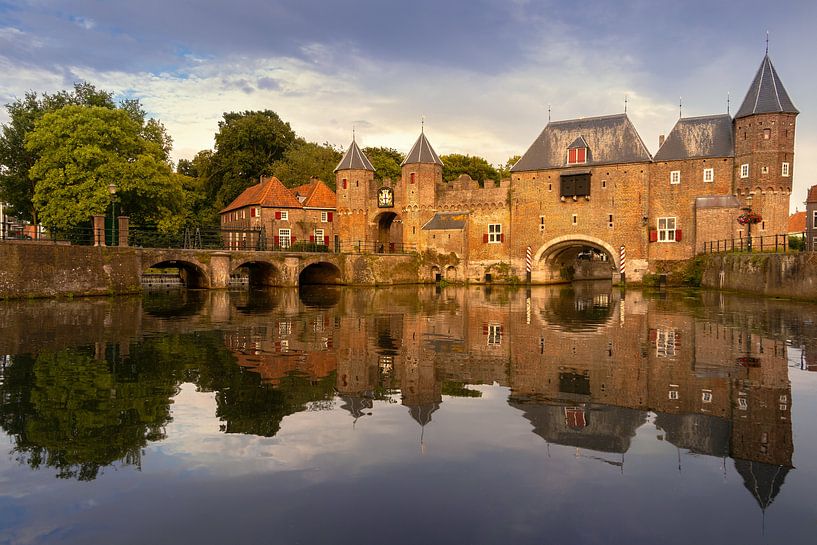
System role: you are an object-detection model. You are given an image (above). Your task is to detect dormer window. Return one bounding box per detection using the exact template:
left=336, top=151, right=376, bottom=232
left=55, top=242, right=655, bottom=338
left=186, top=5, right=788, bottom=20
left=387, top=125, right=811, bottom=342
left=566, top=136, right=590, bottom=165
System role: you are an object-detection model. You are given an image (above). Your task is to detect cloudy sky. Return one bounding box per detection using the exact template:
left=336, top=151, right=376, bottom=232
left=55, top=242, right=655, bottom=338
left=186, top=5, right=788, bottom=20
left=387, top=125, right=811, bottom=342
left=1, top=0, right=815, bottom=207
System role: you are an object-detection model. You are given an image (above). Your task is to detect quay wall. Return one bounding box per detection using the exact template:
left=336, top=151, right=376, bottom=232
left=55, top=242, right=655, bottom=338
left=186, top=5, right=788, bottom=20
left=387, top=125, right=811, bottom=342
left=700, top=253, right=817, bottom=300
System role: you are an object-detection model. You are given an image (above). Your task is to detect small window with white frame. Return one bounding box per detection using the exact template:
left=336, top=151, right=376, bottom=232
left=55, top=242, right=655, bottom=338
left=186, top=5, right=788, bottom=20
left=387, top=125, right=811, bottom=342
left=669, top=390, right=679, bottom=400
left=321, top=211, right=328, bottom=222
left=738, top=396, right=748, bottom=410
left=280, top=210, right=289, bottom=221
left=703, top=168, right=714, bottom=183
left=702, top=390, right=713, bottom=403
left=487, top=323, right=502, bottom=346
left=740, top=163, right=749, bottom=178
left=278, top=228, right=291, bottom=248
left=658, top=217, right=676, bottom=242
left=670, top=170, right=681, bottom=184
left=813, top=211, right=817, bottom=229
left=782, top=162, right=790, bottom=177
left=314, top=228, right=325, bottom=243
left=488, top=223, right=502, bottom=243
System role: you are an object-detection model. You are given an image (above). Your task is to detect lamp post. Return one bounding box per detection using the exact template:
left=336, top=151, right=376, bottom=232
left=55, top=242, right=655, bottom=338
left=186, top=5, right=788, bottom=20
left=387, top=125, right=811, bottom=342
left=108, top=183, right=117, bottom=246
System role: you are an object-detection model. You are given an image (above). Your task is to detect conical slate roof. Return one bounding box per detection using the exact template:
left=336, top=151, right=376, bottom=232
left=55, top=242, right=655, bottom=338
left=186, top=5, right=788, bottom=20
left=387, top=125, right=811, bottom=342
left=334, top=139, right=375, bottom=172
left=401, top=132, right=443, bottom=166
left=734, top=54, right=798, bottom=119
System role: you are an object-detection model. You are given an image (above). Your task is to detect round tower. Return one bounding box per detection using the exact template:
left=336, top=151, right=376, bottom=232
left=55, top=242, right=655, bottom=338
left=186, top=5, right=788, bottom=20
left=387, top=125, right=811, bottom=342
left=400, top=130, right=443, bottom=249
left=334, top=139, right=375, bottom=249
left=733, top=53, right=798, bottom=236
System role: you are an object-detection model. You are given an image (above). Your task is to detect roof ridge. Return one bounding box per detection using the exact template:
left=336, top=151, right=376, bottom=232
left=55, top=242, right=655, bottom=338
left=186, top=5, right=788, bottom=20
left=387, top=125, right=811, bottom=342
left=549, top=113, right=626, bottom=125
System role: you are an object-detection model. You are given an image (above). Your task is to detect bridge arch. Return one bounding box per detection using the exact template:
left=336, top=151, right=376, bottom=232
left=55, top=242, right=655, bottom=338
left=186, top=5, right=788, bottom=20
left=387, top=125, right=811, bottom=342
left=299, top=261, right=342, bottom=285
left=232, top=259, right=282, bottom=287
left=533, top=235, right=619, bottom=283
left=143, top=259, right=210, bottom=289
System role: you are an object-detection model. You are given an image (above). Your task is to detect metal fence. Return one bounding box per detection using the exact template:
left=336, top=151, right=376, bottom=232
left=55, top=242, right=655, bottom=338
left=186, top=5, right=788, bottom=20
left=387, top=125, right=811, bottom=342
left=701, top=233, right=812, bottom=254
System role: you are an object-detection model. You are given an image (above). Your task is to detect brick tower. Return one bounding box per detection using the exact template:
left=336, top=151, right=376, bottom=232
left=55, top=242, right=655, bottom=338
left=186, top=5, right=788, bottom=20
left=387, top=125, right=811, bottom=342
left=335, top=138, right=375, bottom=249
left=400, top=130, right=443, bottom=249
left=733, top=52, right=798, bottom=237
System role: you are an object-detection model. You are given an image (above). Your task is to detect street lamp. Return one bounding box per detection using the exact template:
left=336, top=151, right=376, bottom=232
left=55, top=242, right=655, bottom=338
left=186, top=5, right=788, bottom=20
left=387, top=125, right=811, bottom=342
left=108, top=183, right=117, bottom=246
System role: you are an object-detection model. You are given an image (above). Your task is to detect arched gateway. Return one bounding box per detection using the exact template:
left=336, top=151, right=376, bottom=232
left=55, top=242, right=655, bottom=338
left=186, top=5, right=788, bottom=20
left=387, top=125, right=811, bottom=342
left=532, top=235, right=620, bottom=284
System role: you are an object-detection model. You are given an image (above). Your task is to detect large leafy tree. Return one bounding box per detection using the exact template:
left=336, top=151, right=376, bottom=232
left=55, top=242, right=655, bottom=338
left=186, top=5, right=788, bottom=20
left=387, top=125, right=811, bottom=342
left=440, top=153, right=499, bottom=184
left=363, top=146, right=403, bottom=182
left=26, top=105, right=181, bottom=231
left=0, top=83, right=115, bottom=224
left=271, top=140, right=342, bottom=190
left=202, top=110, right=297, bottom=209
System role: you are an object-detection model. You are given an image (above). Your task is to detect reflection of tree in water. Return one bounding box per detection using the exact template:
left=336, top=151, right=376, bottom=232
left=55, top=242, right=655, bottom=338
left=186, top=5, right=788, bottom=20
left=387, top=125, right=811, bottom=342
left=0, top=348, right=177, bottom=481
left=0, top=331, right=338, bottom=480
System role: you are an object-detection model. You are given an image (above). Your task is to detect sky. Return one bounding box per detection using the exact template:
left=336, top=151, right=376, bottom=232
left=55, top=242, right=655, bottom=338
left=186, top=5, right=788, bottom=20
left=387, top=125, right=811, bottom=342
left=1, top=0, right=815, bottom=209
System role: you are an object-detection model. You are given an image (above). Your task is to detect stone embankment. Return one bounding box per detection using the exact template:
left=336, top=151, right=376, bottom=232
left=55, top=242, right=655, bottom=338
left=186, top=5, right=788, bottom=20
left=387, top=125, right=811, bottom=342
left=700, top=253, right=817, bottom=300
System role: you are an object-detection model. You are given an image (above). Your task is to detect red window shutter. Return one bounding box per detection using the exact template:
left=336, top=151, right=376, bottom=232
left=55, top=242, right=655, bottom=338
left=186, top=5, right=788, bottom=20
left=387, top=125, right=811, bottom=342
left=675, top=229, right=683, bottom=242
left=328, top=212, right=333, bottom=222
left=291, top=236, right=296, bottom=243
left=675, top=332, right=681, bottom=348
left=649, top=229, right=658, bottom=242
left=482, top=324, right=488, bottom=335
left=250, top=207, right=256, bottom=218
left=275, top=211, right=281, bottom=220
left=483, top=233, right=489, bottom=243
left=310, top=235, right=315, bottom=243
left=577, top=148, right=586, bottom=163
left=649, top=328, right=657, bottom=342
left=274, top=235, right=280, bottom=245
left=324, top=235, right=329, bottom=245
left=500, top=233, right=505, bottom=243
left=568, top=148, right=577, bottom=163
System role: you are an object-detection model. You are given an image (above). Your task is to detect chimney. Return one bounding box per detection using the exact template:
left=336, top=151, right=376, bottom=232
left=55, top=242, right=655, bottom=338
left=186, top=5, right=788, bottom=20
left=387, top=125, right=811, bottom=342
left=658, top=134, right=665, bottom=147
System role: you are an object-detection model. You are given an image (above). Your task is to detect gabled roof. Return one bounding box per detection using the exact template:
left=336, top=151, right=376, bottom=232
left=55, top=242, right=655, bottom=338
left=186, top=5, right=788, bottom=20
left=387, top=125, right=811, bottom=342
left=788, top=211, right=806, bottom=233
left=220, top=175, right=303, bottom=213
left=654, top=115, right=734, bottom=161
left=807, top=185, right=817, bottom=203
left=401, top=132, right=443, bottom=166
left=567, top=135, right=589, bottom=149
left=511, top=114, right=652, bottom=172
left=334, top=139, right=375, bottom=172
left=735, top=54, right=798, bottom=119
left=422, top=211, right=468, bottom=231
left=292, top=179, right=337, bottom=209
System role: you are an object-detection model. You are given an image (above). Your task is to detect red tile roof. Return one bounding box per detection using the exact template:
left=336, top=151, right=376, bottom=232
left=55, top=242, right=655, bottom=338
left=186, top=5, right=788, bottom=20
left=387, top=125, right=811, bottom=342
left=220, top=176, right=303, bottom=213
left=788, top=211, right=806, bottom=233
left=807, top=185, right=817, bottom=203
left=291, top=179, right=337, bottom=209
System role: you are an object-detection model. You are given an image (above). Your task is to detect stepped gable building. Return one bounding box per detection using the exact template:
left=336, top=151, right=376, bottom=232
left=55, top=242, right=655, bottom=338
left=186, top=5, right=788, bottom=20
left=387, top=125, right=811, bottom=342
left=332, top=51, right=798, bottom=284
left=221, top=175, right=336, bottom=250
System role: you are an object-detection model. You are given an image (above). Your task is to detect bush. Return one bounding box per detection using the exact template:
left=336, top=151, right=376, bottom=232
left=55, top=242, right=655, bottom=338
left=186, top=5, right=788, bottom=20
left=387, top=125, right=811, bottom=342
left=789, top=235, right=805, bottom=252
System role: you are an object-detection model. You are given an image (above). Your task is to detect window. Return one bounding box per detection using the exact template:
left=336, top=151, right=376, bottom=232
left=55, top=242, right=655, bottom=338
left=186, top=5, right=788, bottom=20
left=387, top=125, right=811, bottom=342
left=321, top=211, right=328, bottom=222
left=488, top=224, right=502, bottom=243
left=250, top=207, right=256, bottom=218
left=740, top=163, right=749, bottom=178
left=342, top=178, right=348, bottom=189
left=669, top=390, right=679, bottom=400
left=670, top=170, right=681, bottom=184
left=782, top=162, right=790, bottom=177
left=658, top=217, right=676, bottom=242
left=280, top=210, right=288, bottom=221
left=762, top=166, right=769, bottom=174
left=487, top=323, right=502, bottom=346
left=813, top=211, right=817, bottom=229
left=572, top=214, right=577, bottom=225
left=738, top=397, right=748, bottom=410
left=539, top=216, right=545, bottom=233
left=278, top=228, right=291, bottom=248
left=314, top=228, right=325, bottom=244
left=601, top=179, right=607, bottom=189
left=560, top=173, right=591, bottom=198
left=548, top=183, right=552, bottom=191
left=567, top=147, right=587, bottom=164
left=703, top=168, right=714, bottom=183
left=410, top=172, right=416, bottom=184
left=608, top=214, right=613, bottom=228
left=656, top=329, right=676, bottom=357
left=702, top=391, right=713, bottom=403
left=763, top=128, right=771, bottom=140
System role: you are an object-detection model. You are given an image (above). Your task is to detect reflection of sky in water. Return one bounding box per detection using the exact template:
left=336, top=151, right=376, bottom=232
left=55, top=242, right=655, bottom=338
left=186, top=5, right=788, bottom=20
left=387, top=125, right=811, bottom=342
left=1, top=287, right=817, bottom=544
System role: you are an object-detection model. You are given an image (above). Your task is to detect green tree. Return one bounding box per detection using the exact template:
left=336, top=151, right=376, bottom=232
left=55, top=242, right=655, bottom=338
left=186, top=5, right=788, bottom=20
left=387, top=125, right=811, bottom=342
left=440, top=153, right=499, bottom=184
left=26, top=105, right=181, bottom=231
left=0, top=83, right=115, bottom=224
left=363, top=146, right=403, bottom=182
left=497, top=155, right=521, bottom=180
left=271, top=140, right=342, bottom=190
left=203, top=110, right=297, bottom=209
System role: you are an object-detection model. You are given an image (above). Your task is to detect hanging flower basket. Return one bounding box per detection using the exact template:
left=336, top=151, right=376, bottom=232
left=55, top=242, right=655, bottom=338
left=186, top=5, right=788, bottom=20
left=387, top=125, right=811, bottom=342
left=737, top=211, right=763, bottom=225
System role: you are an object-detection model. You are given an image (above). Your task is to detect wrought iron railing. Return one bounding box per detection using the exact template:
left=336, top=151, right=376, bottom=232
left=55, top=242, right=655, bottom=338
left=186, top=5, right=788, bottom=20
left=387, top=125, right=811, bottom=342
left=700, top=233, right=813, bottom=254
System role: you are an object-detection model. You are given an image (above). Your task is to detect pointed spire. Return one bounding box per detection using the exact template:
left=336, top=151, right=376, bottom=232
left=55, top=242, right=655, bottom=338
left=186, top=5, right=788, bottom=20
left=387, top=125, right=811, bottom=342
left=334, top=139, right=375, bottom=172
left=401, top=131, right=443, bottom=166
left=734, top=53, right=798, bottom=119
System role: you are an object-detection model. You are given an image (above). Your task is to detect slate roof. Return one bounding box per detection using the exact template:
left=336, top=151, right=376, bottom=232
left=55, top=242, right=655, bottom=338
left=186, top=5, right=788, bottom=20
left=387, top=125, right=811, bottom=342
left=567, top=135, right=589, bottom=149
left=334, top=139, right=375, bottom=172
left=807, top=185, right=817, bottom=203
left=695, top=195, right=741, bottom=209
left=788, top=211, right=806, bottom=233
left=734, top=54, right=798, bottom=119
left=292, top=179, right=337, bottom=209
left=401, top=132, right=443, bottom=166
left=220, top=175, right=303, bottom=213
left=654, top=115, right=734, bottom=161
left=422, top=211, right=468, bottom=231
left=511, top=114, right=652, bottom=172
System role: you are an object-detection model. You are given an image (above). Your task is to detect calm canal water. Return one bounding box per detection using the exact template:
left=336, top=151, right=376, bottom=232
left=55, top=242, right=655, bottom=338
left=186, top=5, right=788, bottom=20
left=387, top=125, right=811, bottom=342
left=1, top=283, right=816, bottom=545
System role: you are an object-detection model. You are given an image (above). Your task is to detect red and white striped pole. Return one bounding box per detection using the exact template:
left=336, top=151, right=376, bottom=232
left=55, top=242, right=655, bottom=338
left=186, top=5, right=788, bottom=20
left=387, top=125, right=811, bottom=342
left=619, top=245, right=626, bottom=284
left=526, top=246, right=532, bottom=283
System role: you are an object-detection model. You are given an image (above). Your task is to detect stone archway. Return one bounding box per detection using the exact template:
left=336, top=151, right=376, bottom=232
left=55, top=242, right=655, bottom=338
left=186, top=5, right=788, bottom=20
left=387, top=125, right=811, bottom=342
left=299, top=262, right=342, bottom=285
left=232, top=260, right=281, bottom=287
left=533, top=235, right=619, bottom=284
left=142, top=259, right=211, bottom=289
left=372, top=211, right=403, bottom=253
